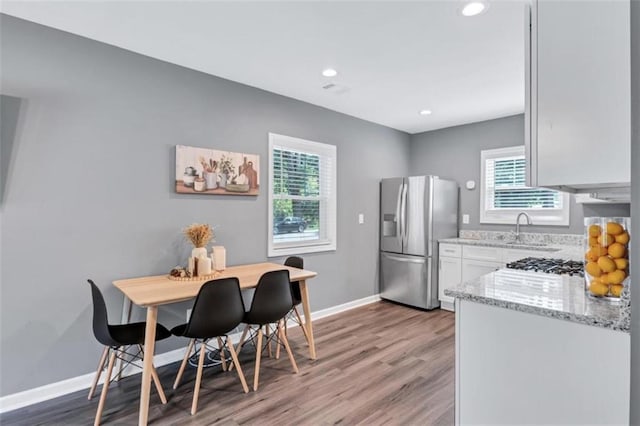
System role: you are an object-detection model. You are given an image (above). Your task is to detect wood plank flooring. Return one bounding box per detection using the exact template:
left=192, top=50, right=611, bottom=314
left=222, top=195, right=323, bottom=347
left=1, top=301, right=455, bottom=425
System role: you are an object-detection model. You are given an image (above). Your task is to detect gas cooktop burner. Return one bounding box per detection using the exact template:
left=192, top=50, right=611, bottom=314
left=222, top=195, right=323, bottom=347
left=506, top=257, right=584, bottom=277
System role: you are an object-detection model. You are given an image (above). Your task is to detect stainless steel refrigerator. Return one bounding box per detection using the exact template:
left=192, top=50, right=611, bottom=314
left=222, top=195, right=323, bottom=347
left=380, top=176, right=459, bottom=310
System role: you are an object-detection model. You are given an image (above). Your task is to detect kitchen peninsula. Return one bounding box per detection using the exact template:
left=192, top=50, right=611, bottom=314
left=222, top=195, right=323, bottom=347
left=445, top=270, right=630, bottom=425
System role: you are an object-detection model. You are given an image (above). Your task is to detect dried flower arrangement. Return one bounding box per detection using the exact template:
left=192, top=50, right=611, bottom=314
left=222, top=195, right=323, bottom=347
left=199, top=156, right=218, bottom=173
left=183, top=223, right=213, bottom=248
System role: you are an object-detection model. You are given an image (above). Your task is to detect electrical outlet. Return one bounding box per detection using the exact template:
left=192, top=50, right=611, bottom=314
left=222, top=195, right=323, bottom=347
left=358, top=213, right=365, bottom=224
left=463, top=214, right=470, bottom=224
left=186, top=308, right=192, bottom=322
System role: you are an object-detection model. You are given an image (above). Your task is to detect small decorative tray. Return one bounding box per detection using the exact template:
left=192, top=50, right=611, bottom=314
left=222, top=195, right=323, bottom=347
left=225, top=183, right=250, bottom=193
left=167, top=272, right=220, bottom=282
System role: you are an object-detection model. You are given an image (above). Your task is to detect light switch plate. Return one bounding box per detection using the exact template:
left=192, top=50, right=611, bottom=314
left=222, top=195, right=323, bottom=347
left=358, top=213, right=364, bottom=224
left=462, top=214, right=470, bottom=224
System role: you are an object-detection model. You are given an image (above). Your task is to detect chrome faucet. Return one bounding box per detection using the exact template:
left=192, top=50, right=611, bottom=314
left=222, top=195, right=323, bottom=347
left=515, top=212, right=532, bottom=243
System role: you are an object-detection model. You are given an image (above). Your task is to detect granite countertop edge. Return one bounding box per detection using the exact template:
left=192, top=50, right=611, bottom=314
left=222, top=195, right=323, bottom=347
left=444, top=288, right=630, bottom=334
left=438, top=237, right=569, bottom=251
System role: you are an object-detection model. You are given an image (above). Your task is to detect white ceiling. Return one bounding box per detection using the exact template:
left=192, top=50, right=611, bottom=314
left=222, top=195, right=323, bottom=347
left=1, top=1, right=526, bottom=134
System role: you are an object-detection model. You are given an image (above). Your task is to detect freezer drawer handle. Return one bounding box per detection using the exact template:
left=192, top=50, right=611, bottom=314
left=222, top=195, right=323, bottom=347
left=383, top=253, right=426, bottom=264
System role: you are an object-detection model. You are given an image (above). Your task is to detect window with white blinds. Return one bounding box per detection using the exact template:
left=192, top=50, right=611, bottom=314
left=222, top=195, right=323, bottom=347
left=480, top=146, right=570, bottom=225
left=268, top=133, right=337, bottom=256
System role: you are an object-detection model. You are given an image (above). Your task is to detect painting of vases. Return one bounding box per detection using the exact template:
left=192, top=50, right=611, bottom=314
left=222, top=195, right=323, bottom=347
left=175, top=145, right=259, bottom=196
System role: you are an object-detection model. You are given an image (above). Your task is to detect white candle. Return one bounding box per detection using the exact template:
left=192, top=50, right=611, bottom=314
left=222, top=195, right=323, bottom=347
left=213, top=246, right=226, bottom=271
left=198, top=256, right=212, bottom=275
left=187, top=257, right=195, bottom=276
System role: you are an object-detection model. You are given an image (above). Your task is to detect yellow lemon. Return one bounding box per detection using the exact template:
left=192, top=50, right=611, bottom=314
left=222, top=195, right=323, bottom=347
left=615, top=232, right=630, bottom=245
left=585, top=249, right=599, bottom=262
left=600, top=273, right=611, bottom=284
left=610, top=284, right=624, bottom=297
left=608, top=269, right=626, bottom=285
left=598, top=233, right=615, bottom=247
left=585, top=262, right=602, bottom=278
left=592, top=246, right=608, bottom=257
left=597, top=256, right=616, bottom=273
left=589, top=281, right=609, bottom=296
left=614, top=258, right=629, bottom=270
left=588, top=224, right=602, bottom=237
left=606, top=222, right=624, bottom=236
left=607, top=242, right=626, bottom=259
left=589, top=236, right=599, bottom=247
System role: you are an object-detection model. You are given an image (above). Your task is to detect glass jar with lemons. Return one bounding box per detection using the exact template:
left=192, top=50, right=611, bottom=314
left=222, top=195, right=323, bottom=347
left=584, top=217, right=630, bottom=301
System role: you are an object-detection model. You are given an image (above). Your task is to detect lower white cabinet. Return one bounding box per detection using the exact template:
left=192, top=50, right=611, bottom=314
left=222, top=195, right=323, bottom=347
left=438, top=242, right=556, bottom=311
left=438, top=256, right=462, bottom=310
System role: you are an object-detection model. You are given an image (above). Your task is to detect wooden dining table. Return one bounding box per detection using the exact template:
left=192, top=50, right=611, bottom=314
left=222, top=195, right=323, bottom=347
left=113, top=262, right=318, bottom=426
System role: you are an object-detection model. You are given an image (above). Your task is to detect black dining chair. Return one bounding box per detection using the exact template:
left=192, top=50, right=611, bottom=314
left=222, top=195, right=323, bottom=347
left=234, top=269, right=299, bottom=391
left=275, top=256, right=309, bottom=359
left=87, top=279, right=171, bottom=426
left=171, top=277, right=249, bottom=415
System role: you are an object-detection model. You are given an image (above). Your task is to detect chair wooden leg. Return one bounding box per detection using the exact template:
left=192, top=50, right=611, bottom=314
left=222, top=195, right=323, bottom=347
left=279, top=321, right=299, bottom=374
left=88, top=346, right=109, bottom=400
left=217, top=337, right=227, bottom=371
left=275, top=320, right=282, bottom=360
left=228, top=325, right=250, bottom=372
left=265, top=325, right=272, bottom=358
left=94, top=349, right=116, bottom=426
left=150, top=365, right=167, bottom=404
left=174, top=339, right=195, bottom=389
left=293, top=306, right=310, bottom=343
left=236, top=324, right=250, bottom=353
left=253, top=329, right=263, bottom=391
left=225, top=337, right=249, bottom=393
left=191, top=342, right=207, bottom=415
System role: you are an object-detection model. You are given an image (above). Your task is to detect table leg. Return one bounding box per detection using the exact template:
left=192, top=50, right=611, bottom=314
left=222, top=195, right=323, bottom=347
left=138, top=305, right=157, bottom=426
left=299, top=280, right=316, bottom=359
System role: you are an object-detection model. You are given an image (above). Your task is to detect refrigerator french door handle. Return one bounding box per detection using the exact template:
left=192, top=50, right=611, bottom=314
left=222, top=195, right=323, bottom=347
left=400, top=182, right=408, bottom=245
left=395, top=183, right=403, bottom=247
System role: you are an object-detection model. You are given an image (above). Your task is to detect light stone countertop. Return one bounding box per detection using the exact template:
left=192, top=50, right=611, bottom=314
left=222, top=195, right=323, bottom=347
left=444, top=269, right=630, bottom=333
left=438, top=237, right=584, bottom=261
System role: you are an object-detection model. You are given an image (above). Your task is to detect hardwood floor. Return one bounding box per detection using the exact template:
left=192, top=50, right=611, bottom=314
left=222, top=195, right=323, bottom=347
left=1, top=301, right=455, bottom=425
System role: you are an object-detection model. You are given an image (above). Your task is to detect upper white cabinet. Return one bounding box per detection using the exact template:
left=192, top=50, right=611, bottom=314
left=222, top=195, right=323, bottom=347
left=526, top=0, right=630, bottom=192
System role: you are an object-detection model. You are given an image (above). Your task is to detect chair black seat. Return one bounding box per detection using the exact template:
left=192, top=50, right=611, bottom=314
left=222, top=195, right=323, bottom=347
left=244, top=269, right=293, bottom=326
left=109, top=322, right=171, bottom=346
left=284, top=256, right=304, bottom=306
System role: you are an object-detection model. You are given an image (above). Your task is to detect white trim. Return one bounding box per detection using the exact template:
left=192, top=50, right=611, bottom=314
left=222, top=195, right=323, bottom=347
left=480, top=145, right=570, bottom=226
left=0, top=294, right=380, bottom=414
left=267, top=133, right=337, bottom=257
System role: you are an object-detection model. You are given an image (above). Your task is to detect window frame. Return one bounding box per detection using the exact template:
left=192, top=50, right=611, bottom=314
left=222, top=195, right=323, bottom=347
left=480, top=146, right=570, bottom=226
left=268, top=133, right=337, bottom=257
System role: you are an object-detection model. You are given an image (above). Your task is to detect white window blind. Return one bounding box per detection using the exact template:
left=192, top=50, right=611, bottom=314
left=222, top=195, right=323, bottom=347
left=480, top=146, right=570, bottom=225
left=268, top=133, right=336, bottom=257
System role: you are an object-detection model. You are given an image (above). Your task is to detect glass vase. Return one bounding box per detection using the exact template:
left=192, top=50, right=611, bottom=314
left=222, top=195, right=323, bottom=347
left=584, top=217, right=630, bottom=302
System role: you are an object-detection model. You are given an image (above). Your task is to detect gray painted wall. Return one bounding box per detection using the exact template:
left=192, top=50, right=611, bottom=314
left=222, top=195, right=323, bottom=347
left=409, top=115, right=585, bottom=234
left=629, top=0, right=639, bottom=423
left=0, top=15, right=411, bottom=396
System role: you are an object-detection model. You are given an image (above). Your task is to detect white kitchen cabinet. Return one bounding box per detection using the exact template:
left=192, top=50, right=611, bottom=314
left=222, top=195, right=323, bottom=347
left=526, top=0, right=630, bottom=191
left=438, top=242, right=557, bottom=311
left=439, top=256, right=461, bottom=311
left=461, top=259, right=502, bottom=283
left=456, top=299, right=630, bottom=425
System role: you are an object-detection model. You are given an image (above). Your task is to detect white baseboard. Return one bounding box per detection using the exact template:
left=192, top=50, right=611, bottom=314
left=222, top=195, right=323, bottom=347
left=0, top=293, right=380, bottom=414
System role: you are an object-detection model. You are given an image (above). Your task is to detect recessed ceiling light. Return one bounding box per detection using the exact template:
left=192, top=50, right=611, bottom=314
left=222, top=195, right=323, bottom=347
left=322, top=68, right=338, bottom=77
left=461, top=1, right=487, bottom=17
left=419, top=110, right=432, bottom=116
